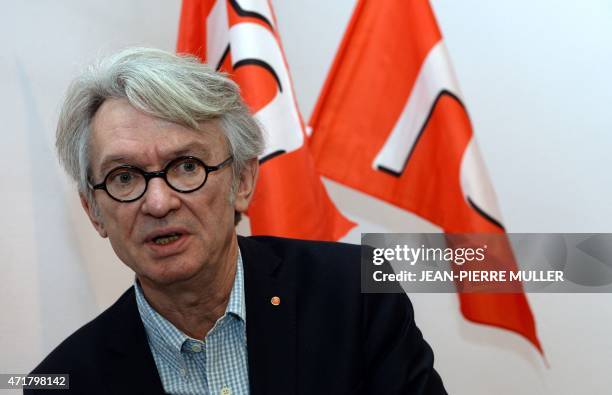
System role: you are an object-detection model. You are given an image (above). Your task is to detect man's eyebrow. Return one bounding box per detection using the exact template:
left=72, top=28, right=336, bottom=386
left=98, top=156, right=129, bottom=175
left=171, top=143, right=213, bottom=159
left=96, top=143, right=216, bottom=174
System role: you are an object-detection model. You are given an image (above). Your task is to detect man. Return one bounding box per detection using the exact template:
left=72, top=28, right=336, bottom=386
left=29, top=48, right=446, bottom=394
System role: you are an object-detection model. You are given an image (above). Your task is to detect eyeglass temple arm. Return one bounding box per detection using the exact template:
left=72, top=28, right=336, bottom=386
left=206, top=156, right=233, bottom=171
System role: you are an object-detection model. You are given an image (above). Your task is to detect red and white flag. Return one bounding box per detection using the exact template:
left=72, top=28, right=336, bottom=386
left=309, top=0, right=542, bottom=352
left=177, top=0, right=355, bottom=240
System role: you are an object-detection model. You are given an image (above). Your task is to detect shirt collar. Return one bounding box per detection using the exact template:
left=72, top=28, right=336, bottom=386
left=226, top=249, right=246, bottom=322
left=134, top=248, right=246, bottom=366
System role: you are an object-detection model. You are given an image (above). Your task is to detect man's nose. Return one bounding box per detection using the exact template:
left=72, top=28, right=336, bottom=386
left=140, top=177, right=181, bottom=217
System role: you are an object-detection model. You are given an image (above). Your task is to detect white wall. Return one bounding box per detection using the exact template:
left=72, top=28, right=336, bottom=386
left=1, top=1, right=611, bottom=394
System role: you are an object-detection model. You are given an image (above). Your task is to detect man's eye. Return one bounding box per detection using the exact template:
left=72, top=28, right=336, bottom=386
left=175, top=160, right=201, bottom=174
left=112, top=171, right=134, bottom=184
left=181, top=162, right=197, bottom=172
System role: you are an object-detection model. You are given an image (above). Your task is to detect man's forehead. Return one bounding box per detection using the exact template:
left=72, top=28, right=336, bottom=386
left=89, top=99, right=227, bottom=171
left=93, top=133, right=227, bottom=171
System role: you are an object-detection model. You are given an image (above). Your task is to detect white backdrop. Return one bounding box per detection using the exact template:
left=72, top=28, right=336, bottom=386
left=1, top=1, right=611, bottom=394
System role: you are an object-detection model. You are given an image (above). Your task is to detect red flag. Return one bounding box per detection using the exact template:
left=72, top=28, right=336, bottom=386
left=309, top=0, right=542, bottom=352
left=177, top=0, right=355, bottom=240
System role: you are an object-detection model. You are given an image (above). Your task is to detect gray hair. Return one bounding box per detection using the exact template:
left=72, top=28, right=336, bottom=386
left=56, top=47, right=264, bottom=212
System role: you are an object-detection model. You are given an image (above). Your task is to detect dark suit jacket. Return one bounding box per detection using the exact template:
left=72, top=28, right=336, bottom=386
left=28, top=236, right=446, bottom=394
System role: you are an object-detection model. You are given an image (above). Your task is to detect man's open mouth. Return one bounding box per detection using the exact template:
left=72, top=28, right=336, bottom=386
left=152, top=233, right=182, bottom=245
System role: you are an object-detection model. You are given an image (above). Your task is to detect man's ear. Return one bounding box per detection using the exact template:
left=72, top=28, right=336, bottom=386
left=233, top=158, right=259, bottom=214
left=80, top=193, right=108, bottom=238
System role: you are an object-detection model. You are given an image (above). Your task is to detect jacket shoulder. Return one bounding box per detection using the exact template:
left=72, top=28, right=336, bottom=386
left=30, top=287, right=136, bottom=375
left=244, top=235, right=360, bottom=267
left=242, top=235, right=362, bottom=294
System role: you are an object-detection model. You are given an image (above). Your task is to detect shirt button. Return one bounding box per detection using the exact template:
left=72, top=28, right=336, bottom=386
left=220, top=387, right=231, bottom=395
left=180, top=369, right=187, bottom=377
left=191, top=343, right=202, bottom=352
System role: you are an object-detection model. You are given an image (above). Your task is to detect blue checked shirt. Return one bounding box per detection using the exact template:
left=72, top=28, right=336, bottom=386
left=135, top=251, right=250, bottom=395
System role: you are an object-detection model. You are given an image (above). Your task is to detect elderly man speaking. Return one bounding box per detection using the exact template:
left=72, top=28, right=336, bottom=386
left=29, top=48, right=446, bottom=395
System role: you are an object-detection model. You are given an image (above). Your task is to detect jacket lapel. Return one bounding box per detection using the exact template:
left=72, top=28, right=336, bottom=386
left=239, top=236, right=297, bottom=395
left=102, top=288, right=166, bottom=395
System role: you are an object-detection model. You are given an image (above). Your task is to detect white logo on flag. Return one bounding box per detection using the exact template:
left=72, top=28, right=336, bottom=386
left=373, top=41, right=462, bottom=174
left=206, top=0, right=304, bottom=163
left=373, top=40, right=503, bottom=227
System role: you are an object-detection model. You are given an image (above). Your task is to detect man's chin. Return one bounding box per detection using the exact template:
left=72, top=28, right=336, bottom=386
left=135, top=261, right=203, bottom=288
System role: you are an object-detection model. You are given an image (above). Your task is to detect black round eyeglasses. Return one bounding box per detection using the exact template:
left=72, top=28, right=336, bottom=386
left=88, top=156, right=233, bottom=203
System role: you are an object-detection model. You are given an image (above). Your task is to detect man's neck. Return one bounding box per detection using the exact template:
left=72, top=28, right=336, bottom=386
left=138, top=238, right=239, bottom=340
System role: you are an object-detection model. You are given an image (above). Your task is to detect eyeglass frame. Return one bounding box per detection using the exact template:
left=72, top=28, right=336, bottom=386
left=88, top=155, right=234, bottom=203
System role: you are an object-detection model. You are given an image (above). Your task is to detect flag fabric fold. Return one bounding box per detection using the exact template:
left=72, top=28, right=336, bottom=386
left=308, top=0, right=542, bottom=352
left=177, top=0, right=355, bottom=240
